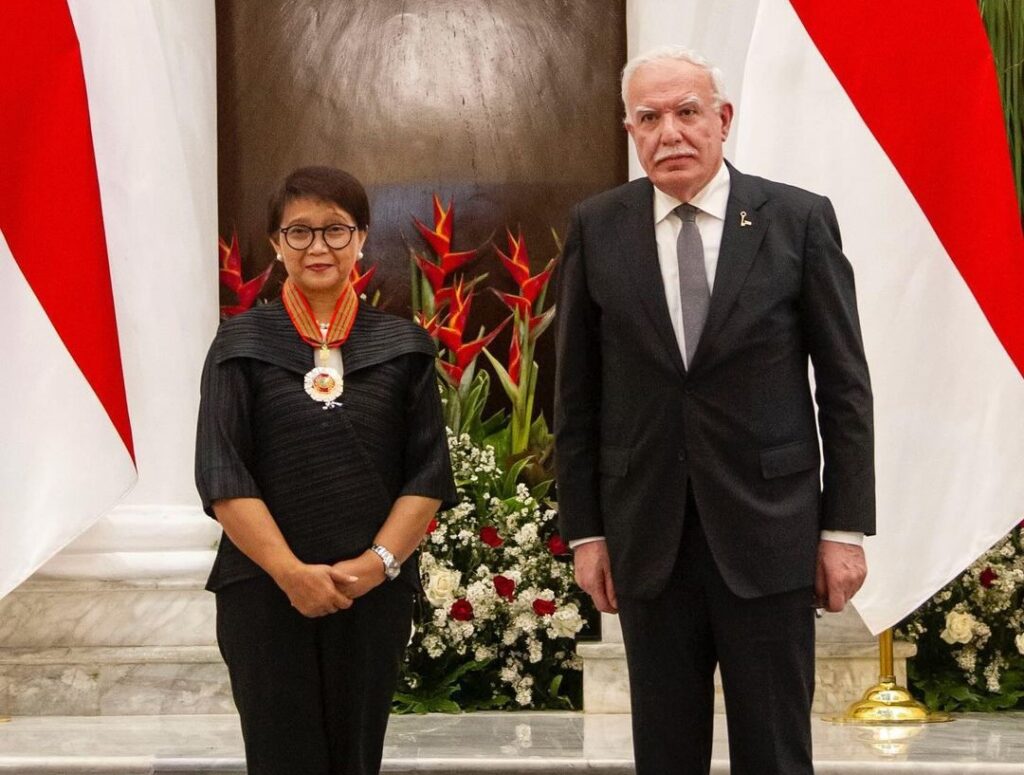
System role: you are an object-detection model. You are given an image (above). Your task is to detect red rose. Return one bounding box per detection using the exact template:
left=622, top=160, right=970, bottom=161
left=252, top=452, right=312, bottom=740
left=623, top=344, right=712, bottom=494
left=547, top=533, right=568, bottom=555
left=480, top=526, right=504, bottom=548
left=425, top=518, right=438, bottom=534
left=532, top=598, right=557, bottom=616
left=450, top=598, right=474, bottom=621
left=493, top=574, right=516, bottom=601
left=980, top=567, right=998, bottom=588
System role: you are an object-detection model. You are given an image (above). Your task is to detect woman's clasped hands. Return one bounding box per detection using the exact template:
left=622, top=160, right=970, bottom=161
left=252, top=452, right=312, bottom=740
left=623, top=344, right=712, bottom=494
left=273, top=550, right=389, bottom=617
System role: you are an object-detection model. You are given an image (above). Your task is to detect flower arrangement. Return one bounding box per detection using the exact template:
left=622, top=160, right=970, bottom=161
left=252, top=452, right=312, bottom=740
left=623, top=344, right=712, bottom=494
left=898, top=522, right=1024, bottom=711
left=395, top=429, right=583, bottom=712
left=396, top=194, right=590, bottom=712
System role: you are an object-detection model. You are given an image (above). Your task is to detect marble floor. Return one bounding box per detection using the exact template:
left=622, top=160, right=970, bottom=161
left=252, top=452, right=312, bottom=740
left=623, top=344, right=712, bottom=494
left=0, top=711, right=1022, bottom=774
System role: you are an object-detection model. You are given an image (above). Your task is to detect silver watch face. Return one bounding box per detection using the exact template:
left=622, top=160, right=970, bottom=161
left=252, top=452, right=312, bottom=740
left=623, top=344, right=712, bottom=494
left=373, top=545, right=400, bottom=580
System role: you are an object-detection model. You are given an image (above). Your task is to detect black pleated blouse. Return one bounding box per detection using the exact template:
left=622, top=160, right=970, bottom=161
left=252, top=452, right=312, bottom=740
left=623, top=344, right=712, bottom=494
left=195, top=300, right=457, bottom=592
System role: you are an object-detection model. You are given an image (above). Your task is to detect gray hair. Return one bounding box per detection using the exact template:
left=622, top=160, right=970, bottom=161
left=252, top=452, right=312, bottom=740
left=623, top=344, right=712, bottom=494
left=621, top=45, right=730, bottom=124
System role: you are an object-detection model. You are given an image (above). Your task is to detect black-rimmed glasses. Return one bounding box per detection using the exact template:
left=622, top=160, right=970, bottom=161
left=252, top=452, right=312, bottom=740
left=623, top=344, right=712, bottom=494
left=279, top=223, right=357, bottom=251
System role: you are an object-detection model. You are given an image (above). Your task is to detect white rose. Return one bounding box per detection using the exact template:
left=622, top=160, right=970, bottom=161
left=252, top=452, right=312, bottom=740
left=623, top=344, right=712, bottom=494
left=548, top=606, right=584, bottom=638
left=1015, top=633, right=1024, bottom=656
left=424, top=567, right=462, bottom=607
left=940, top=610, right=977, bottom=645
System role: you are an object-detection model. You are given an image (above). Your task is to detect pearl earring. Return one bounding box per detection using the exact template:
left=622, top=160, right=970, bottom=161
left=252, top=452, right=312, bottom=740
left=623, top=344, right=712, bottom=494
left=358, top=251, right=364, bottom=259
left=275, top=253, right=283, bottom=262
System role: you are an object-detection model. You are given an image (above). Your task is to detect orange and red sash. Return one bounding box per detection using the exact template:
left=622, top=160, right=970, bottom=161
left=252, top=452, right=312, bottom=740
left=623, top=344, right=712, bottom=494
left=281, top=279, right=359, bottom=363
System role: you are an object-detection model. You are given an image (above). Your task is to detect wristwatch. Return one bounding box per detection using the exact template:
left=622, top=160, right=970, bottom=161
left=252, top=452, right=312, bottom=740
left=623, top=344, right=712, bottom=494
left=370, top=544, right=401, bottom=581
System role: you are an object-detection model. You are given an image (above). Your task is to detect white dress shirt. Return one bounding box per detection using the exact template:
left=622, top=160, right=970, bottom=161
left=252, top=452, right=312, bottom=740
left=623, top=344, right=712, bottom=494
left=570, top=162, right=862, bottom=549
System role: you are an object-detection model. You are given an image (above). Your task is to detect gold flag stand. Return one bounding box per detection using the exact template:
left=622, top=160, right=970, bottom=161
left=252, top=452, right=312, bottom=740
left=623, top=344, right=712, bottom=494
left=0, top=716, right=9, bottom=723
left=824, top=628, right=951, bottom=724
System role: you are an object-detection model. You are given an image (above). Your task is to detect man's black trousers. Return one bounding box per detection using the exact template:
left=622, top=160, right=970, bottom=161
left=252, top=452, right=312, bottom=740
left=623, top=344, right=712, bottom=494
left=617, top=491, right=816, bottom=775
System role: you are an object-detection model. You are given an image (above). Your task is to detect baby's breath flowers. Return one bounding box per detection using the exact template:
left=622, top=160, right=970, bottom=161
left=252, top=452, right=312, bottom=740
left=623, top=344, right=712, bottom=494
left=395, top=430, right=587, bottom=712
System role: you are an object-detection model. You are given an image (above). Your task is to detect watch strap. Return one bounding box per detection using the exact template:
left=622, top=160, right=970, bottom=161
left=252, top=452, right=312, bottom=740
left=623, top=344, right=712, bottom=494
left=370, top=543, right=401, bottom=580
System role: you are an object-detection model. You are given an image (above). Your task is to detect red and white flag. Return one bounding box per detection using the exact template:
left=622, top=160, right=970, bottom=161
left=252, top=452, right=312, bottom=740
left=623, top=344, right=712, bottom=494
left=736, top=0, right=1024, bottom=633
left=0, top=1, right=137, bottom=598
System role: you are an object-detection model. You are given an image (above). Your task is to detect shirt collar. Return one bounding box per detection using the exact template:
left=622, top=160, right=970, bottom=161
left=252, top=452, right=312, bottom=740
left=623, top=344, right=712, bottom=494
left=653, top=160, right=731, bottom=224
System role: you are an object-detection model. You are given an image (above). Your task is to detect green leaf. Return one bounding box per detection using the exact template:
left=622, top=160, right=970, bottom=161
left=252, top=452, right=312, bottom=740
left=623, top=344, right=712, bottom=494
left=532, top=479, right=553, bottom=501
left=482, top=347, right=520, bottom=404
left=428, top=698, right=463, bottom=714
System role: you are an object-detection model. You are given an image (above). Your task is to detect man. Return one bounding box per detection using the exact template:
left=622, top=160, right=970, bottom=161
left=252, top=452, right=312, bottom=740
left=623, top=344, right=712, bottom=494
left=554, top=46, right=874, bottom=775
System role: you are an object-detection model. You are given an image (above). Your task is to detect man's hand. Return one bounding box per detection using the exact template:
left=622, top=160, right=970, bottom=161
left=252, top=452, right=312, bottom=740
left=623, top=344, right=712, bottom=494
left=275, top=561, right=356, bottom=618
left=815, top=540, right=867, bottom=612
left=574, top=540, right=618, bottom=614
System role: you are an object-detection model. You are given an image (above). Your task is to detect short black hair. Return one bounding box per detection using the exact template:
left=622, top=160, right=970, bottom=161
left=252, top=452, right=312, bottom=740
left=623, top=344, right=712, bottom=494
left=266, top=166, right=370, bottom=235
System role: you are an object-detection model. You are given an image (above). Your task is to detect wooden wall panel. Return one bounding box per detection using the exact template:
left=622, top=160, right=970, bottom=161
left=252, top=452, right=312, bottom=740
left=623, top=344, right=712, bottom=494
left=217, top=0, right=627, bottom=414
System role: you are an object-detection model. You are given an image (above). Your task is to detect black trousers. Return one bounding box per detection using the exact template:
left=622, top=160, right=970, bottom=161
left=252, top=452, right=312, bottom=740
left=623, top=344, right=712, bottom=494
left=216, top=574, right=414, bottom=775
left=617, top=493, right=815, bottom=775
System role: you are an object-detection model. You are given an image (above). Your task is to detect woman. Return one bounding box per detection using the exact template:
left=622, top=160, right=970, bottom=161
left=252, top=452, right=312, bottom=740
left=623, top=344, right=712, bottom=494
left=196, top=166, right=456, bottom=775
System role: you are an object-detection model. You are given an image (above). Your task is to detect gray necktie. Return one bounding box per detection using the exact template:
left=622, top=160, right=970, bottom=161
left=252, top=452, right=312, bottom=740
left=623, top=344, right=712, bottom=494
left=675, top=203, right=709, bottom=366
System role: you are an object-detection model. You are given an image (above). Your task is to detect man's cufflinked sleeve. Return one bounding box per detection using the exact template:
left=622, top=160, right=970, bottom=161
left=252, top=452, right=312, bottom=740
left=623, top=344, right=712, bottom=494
left=194, top=345, right=262, bottom=517
left=553, top=204, right=604, bottom=541
left=398, top=352, right=458, bottom=509
left=801, top=196, right=876, bottom=535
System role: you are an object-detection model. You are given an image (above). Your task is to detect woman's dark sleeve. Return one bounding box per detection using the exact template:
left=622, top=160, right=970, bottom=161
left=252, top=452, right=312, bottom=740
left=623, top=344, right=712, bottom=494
left=194, top=342, right=262, bottom=516
left=398, top=353, right=458, bottom=508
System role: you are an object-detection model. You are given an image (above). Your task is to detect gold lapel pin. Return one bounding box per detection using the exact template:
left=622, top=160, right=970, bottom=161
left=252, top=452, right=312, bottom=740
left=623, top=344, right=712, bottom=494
left=740, top=211, right=752, bottom=227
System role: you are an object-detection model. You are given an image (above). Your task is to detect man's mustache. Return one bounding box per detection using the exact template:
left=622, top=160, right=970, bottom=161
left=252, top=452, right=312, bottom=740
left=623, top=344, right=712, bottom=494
left=654, top=146, right=697, bottom=162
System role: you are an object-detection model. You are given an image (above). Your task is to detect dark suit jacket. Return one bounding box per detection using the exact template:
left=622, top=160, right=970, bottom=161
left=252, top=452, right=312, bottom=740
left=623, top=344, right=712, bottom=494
left=554, top=163, right=875, bottom=600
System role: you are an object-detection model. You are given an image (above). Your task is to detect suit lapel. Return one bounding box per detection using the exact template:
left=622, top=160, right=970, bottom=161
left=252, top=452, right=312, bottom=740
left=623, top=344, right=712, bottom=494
left=618, top=180, right=687, bottom=379
left=690, top=165, right=769, bottom=368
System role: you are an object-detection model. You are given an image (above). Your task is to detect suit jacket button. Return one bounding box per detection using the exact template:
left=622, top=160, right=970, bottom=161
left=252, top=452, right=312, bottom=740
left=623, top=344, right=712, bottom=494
left=677, top=451, right=687, bottom=462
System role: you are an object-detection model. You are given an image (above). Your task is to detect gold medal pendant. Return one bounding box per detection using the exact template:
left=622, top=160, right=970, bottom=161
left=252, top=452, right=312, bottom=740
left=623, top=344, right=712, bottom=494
left=304, top=366, right=343, bottom=410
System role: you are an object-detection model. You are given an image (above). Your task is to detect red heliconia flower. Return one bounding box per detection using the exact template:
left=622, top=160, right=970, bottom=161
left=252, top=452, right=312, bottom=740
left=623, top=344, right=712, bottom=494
left=547, top=533, right=568, bottom=556
left=438, top=360, right=467, bottom=385
left=447, top=280, right=473, bottom=333
left=413, top=194, right=477, bottom=275
left=450, top=598, right=474, bottom=621
left=480, top=526, right=504, bottom=548
left=528, top=306, right=557, bottom=342
left=436, top=282, right=474, bottom=350
left=219, top=231, right=243, bottom=290
left=425, top=517, right=438, bottom=534
left=508, top=328, right=522, bottom=386
left=532, top=598, right=557, bottom=617
left=495, top=228, right=532, bottom=288
left=980, top=567, right=998, bottom=588
left=350, top=260, right=377, bottom=296
left=520, top=259, right=556, bottom=304
left=494, top=289, right=532, bottom=319
left=493, top=575, right=516, bottom=601
left=413, top=252, right=447, bottom=293
left=219, top=230, right=273, bottom=317
left=530, top=308, right=555, bottom=331
left=438, top=317, right=511, bottom=386
left=415, top=311, right=443, bottom=338
left=435, top=325, right=464, bottom=354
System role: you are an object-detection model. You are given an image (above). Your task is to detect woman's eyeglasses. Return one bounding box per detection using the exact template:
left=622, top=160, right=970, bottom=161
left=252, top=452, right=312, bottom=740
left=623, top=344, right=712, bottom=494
left=279, top=223, right=357, bottom=251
